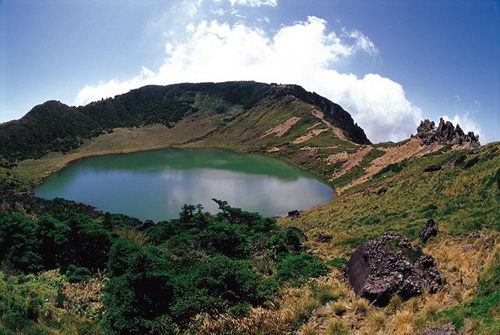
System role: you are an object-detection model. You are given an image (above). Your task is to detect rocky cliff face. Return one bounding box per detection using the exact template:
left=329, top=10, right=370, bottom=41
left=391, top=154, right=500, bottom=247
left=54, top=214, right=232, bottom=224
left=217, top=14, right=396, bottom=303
left=416, top=118, right=479, bottom=147
left=270, top=84, right=370, bottom=144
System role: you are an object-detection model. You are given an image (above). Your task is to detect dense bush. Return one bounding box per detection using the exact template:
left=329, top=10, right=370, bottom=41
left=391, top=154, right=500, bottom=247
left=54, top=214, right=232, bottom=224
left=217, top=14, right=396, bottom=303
left=277, top=253, right=328, bottom=285
left=103, top=201, right=327, bottom=334
left=373, top=161, right=405, bottom=177
left=0, top=199, right=327, bottom=334
left=65, top=265, right=92, bottom=283
left=0, top=213, right=114, bottom=273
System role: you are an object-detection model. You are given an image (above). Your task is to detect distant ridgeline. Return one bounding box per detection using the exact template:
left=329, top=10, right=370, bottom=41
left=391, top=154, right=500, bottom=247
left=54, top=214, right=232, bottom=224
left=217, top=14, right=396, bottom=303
left=0, top=81, right=369, bottom=162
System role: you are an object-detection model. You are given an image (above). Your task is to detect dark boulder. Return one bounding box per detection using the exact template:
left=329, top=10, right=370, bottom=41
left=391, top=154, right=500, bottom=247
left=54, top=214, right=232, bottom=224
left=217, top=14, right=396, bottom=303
left=420, top=323, right=457, bottom=335
left=423, top=164, right=442, bottom=172
left=462, top=156, right=479, bottom=169
left=315, top=233, right=332, bottom=243
left=452, top=154, right=466, bottom=167
left=420, top=219, right=438, bottom=243
left=345, top=232, right=442, bottom=306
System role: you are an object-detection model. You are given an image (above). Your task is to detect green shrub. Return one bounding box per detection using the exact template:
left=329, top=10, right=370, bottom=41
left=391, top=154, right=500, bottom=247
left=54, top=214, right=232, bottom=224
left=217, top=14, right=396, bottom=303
left=65, top=265, right=92, bottom=283
left=277, top=253, right=328, bottom=285
left=100, top=201, right=322, bottom=334
left=328, top=258, right=348, bottom=270
left=374, top=162, right=405, bottom=177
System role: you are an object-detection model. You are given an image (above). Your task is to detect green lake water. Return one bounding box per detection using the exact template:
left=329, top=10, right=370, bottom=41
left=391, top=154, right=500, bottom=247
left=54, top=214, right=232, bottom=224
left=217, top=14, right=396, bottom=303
left=35, top=148, right=334, bottom=221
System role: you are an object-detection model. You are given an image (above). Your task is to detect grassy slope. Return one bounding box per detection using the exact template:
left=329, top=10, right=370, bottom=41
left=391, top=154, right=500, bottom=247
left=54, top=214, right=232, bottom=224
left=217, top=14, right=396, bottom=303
left=1, top=95, right=499, bottom=334
left=283, top=143, right=499, bottom=252
left=274, top=142, right=499, bottom=334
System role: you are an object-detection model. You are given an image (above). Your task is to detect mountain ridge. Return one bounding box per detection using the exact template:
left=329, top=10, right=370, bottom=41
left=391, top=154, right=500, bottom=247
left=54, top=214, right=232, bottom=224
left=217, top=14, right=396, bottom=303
left=0, top=81, right=369, bottom=162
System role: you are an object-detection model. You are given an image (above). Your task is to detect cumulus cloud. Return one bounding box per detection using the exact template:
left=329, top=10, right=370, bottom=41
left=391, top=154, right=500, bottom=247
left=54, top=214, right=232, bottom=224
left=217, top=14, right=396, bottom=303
left=442, top=113, right=483, bottom=142
left=75, top=16, right=422, bottom=143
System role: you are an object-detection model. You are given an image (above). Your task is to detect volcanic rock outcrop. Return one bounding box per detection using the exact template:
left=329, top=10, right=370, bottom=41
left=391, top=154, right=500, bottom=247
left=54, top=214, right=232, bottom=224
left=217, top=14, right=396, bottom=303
left=420, top=218, right=438, bottom=243
left=416, top=118, right=479, bottom=146
left=345, top=232, right=441, bottom=306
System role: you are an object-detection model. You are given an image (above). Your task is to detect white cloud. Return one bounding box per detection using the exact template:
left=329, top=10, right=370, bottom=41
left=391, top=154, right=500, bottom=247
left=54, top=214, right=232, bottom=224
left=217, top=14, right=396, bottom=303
left=342, top=28, right=378, bottom=57
left=442, top=113, right=483, bottom=142
left=228, top=0, right=278, bottom=7
left=75, top=16, right=422, bottom=143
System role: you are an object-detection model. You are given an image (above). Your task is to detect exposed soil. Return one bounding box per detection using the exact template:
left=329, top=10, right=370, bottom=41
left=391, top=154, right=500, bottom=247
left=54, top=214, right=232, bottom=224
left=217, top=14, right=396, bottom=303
left=330, top=146, right=373, bottom=179
left=337, top=138, right=444, bottom=193
left=293, top=128, right=329, bottom=144
left=261, top=116, right=302, bottom=138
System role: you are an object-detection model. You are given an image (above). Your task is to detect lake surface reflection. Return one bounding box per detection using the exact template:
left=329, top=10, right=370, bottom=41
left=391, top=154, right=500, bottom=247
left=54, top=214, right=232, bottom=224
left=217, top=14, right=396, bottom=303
left=35, top=148, right=334, bottom=221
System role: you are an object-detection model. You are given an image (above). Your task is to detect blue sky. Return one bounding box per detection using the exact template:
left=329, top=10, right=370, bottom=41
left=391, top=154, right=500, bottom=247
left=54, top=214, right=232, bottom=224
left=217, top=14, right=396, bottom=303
left=0, top=0, right=498, bottom=143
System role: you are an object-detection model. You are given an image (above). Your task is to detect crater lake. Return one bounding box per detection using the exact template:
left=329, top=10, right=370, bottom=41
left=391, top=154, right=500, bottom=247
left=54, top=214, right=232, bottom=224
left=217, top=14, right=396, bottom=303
left=35, top=148, right=334, bottom=221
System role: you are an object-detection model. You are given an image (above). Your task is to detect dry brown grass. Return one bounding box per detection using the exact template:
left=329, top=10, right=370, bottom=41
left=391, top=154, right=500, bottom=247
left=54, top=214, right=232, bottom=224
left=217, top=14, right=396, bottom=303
left=274, top=231, right=500, bottom=335
left=391, top=310, right=416, bottom=335
left=61, top=273, right=107, bottom=319
left=326, top=318, right=349, bottom=335
left=190, top=307, right=290, bottom=335
left=352, top=299, right=369, bottom=315
left=116, top=227, right=149, bottom=245
left=299, top=323, right=317, bottom=335
left=331, top=301, right=347, bottom=316
left=189, top=283, right=323, bottom=334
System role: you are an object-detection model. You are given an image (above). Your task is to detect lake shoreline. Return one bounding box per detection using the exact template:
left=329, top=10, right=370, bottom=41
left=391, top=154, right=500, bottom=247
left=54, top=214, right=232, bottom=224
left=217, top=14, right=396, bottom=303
left=34, top=148, right=335, bottom=221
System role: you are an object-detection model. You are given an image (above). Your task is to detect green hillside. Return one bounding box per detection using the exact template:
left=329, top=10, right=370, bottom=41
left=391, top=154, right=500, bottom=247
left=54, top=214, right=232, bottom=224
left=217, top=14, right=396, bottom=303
left=0, top=82, right=498, bottom=334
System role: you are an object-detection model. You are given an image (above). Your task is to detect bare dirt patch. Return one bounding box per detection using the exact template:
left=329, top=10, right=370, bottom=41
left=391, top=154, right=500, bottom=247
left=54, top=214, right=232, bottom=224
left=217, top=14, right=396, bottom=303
left=326, top=151, right=349, bottom=165
left=337, top=138, right=443, bottom=193
left=293, top=128, right=329, bottom=144
left=329, top=146, right=373, bottom=178
left=366, top=138, right=442, bottom=175
left=307, top=122, right=323, bottom=131
left=261, top=116, right=301, bottom=138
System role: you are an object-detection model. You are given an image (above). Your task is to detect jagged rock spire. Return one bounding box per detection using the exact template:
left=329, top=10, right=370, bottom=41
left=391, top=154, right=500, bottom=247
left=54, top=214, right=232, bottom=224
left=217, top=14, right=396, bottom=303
left=416, top=118, right=479, bottom=147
